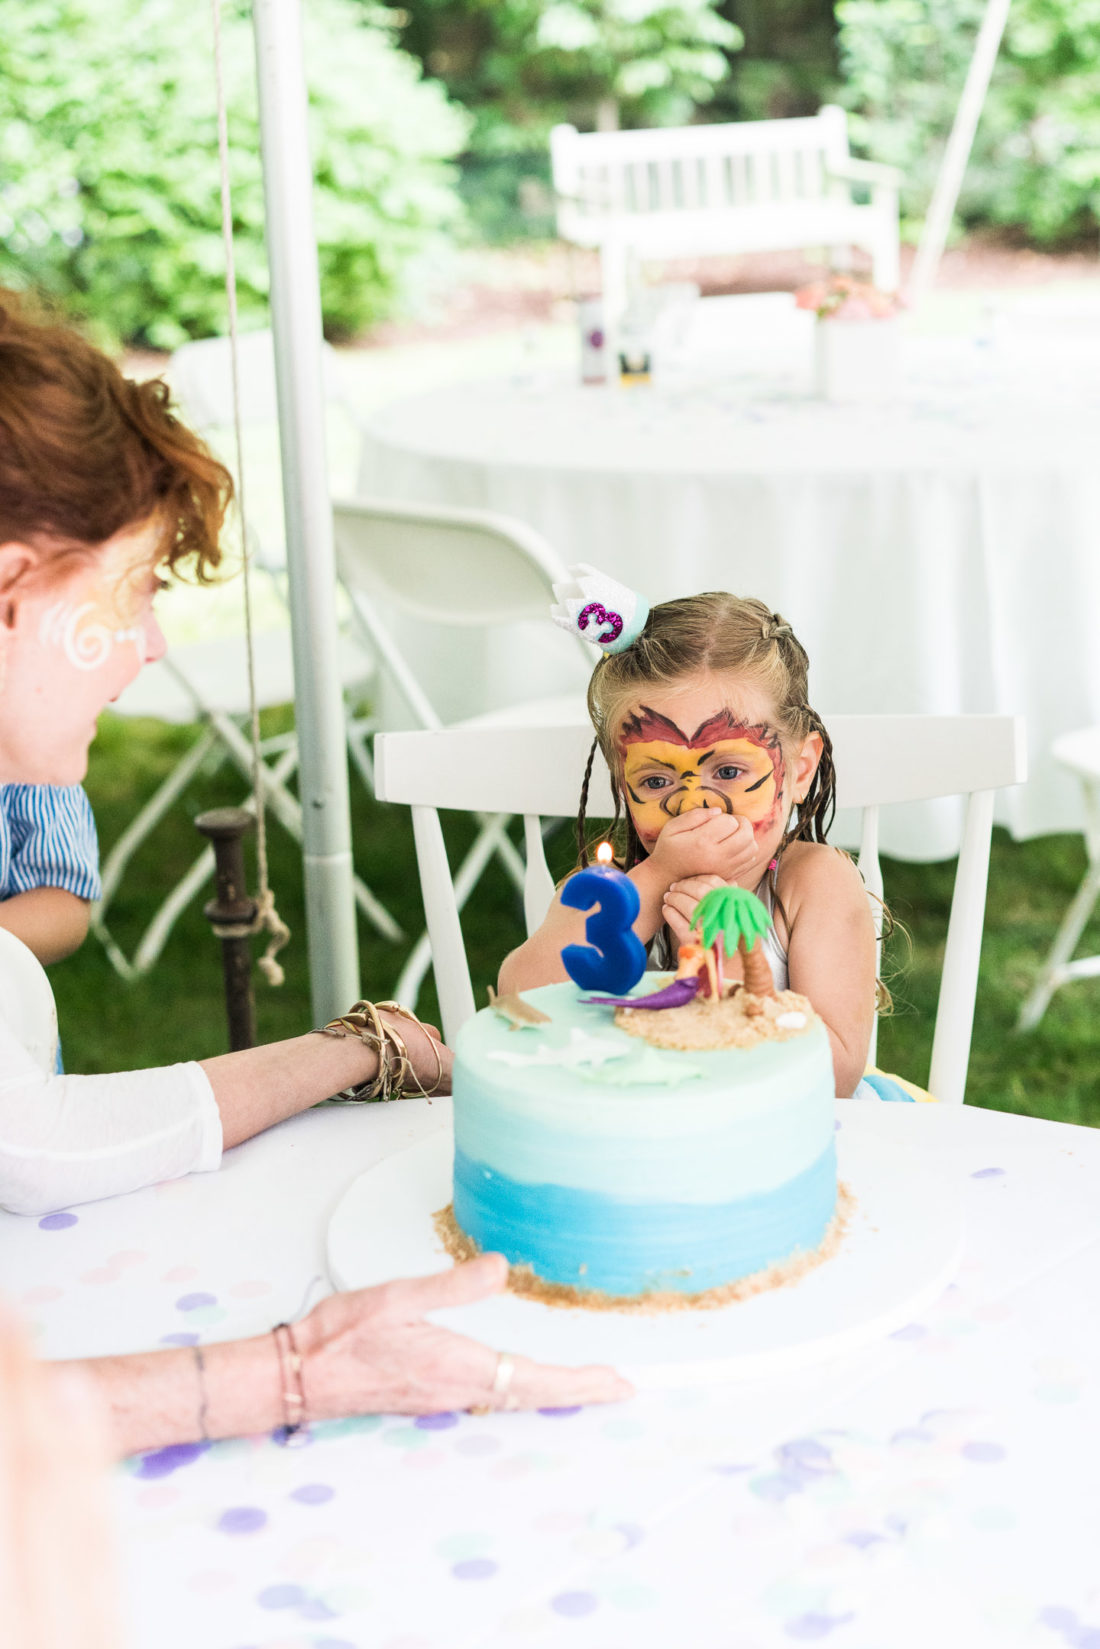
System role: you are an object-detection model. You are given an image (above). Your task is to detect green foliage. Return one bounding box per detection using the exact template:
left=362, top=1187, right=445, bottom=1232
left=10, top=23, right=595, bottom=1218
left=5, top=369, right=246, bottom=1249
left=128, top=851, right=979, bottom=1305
left=711, top=0, right=838, bottom=121
left=396, top=0, right=741, bottom=143
left=0, top=0, right=468, bottom=347
left=837, top=0, right=1100, bottom=245
left=393, top=0, right=741, bottom=241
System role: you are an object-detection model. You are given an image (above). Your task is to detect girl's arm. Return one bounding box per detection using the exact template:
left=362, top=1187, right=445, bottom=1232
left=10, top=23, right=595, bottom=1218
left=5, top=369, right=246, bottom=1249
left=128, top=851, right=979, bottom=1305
left=498, top=856, right=670, bottom=995
left=0, top=887, right=91, bottom=964
left=781, top=845, right=878, bottom=1098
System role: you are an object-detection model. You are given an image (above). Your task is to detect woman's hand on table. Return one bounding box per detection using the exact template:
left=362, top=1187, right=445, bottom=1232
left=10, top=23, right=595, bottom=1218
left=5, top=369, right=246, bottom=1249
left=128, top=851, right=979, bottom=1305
left=298, top=1254, right=633, bottom=1415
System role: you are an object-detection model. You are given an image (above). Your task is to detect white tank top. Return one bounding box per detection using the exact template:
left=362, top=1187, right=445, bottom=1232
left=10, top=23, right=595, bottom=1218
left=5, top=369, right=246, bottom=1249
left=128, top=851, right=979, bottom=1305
left=756, top=876, right=790, bottom=992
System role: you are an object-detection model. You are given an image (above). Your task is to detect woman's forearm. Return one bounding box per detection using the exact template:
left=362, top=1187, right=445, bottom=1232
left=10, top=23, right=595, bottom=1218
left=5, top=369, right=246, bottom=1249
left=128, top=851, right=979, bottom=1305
left=74, top=1334, right=283, bottom=1458
left=201, top=1017, right=448, bottom=1150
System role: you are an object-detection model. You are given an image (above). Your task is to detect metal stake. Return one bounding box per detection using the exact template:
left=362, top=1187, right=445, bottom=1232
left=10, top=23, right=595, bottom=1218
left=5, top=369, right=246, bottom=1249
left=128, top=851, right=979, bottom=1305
left=196, top=807, right=258, bottom=1052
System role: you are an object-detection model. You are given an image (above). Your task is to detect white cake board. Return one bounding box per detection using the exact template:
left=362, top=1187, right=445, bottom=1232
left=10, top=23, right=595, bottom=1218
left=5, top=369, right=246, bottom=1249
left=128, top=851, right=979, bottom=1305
left=326, top=1100, right=963, bottom=1389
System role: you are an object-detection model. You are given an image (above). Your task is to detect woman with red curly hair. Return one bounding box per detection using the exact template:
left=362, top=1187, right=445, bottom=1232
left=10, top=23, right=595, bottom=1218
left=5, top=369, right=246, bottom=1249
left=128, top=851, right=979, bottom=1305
left=0, top=291, right=628, bottom=1457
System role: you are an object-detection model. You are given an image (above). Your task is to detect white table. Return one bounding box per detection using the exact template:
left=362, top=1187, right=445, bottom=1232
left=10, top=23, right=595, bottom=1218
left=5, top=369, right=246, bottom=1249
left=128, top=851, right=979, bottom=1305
left=357, top=308, right=1100, bottom=858
left=7, top=1097, right=1100, bottom=1648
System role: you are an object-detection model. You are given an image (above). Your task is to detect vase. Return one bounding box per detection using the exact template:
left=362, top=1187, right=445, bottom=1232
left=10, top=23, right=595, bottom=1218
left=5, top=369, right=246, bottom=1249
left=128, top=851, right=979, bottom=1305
left=814, top=317, right=901, bottom=403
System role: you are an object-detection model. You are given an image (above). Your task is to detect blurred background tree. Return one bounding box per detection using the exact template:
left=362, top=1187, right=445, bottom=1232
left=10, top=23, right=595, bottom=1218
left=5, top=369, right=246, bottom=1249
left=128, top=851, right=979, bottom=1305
left=0, top=0, right=467, bottom=347
left=393, top=0, right=742, bottom=239
left=2, top=0, right=1097, bottom=341
left=837, top=0, right=1100, bottom=246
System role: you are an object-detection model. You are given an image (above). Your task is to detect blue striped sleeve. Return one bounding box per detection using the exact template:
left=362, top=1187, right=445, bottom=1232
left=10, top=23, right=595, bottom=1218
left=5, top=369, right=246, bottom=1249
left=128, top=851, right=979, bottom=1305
left=2, top=784, right=102, bottom=902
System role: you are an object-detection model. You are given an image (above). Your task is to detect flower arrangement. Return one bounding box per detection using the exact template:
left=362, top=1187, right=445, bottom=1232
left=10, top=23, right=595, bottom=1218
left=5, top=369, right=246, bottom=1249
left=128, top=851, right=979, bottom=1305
left=795, top=274, right=904, bottom=323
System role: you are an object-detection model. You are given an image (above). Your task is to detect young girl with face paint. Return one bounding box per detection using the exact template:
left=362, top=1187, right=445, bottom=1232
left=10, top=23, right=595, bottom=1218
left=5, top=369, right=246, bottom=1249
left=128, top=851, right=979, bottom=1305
left=498, top=590, right=878, bottom=1098
left=0, top=291, right=628, bottom=1480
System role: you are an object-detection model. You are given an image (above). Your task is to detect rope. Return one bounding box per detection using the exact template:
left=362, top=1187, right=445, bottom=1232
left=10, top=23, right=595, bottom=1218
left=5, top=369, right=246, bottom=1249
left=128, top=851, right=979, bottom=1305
left=210, top=0, right=291, bottom=987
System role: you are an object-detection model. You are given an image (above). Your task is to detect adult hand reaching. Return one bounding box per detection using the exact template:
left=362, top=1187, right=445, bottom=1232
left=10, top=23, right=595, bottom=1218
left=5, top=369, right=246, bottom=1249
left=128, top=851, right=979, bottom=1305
left=298, top=1254, right=633, bottom=1416
left=85, top=1255, right=632, bottom=1456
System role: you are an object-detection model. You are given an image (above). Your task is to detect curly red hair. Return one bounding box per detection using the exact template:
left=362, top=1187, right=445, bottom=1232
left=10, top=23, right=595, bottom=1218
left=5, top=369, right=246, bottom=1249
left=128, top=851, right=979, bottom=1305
left=0, top=289, right=231, bottom=580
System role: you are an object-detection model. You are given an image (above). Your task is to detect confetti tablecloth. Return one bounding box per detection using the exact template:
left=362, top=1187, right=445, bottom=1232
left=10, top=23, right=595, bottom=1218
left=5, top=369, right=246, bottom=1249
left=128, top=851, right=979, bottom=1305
left=356, top=313, right=1100, bottom=858
left=5, top=1097, right=1100, bottom=1649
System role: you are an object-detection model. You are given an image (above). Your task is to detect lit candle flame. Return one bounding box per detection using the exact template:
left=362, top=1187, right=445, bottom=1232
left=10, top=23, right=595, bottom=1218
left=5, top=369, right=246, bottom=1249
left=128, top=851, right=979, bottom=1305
left=596, top=841, right=613, bottom=865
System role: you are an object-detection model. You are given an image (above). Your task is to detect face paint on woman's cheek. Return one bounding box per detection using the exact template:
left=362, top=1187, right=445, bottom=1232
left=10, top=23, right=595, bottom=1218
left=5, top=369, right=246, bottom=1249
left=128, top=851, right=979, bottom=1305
left=38, top=595, right=146, bottom=672
left=619, top=706, right=787, bottom=843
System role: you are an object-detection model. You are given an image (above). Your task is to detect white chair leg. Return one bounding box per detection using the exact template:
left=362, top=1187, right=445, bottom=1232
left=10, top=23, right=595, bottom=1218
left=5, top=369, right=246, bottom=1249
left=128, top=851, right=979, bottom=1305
left=1018, top=859, right=1100, bottom=1031
left=392, top=814, right=518, bottom=1011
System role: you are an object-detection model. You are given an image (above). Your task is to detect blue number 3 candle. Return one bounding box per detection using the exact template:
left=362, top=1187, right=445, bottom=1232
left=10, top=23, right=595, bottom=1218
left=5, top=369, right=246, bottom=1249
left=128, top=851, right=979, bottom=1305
left=560, top=842, right=648, bottom=996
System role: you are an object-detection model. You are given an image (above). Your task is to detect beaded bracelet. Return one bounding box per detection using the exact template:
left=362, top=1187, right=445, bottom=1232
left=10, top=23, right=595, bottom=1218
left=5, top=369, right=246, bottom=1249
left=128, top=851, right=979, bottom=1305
left=312, top=999, right=444, bottom=1103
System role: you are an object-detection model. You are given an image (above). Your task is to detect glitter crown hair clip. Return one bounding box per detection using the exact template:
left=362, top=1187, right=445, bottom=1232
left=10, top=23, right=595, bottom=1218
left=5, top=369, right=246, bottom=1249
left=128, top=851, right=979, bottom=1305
left=549, top=563, right=650, bottom=656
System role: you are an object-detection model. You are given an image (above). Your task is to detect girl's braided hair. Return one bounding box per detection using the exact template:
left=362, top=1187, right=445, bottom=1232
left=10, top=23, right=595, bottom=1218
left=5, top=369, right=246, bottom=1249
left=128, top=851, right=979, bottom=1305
left=574, top=591, right=837, bottom=874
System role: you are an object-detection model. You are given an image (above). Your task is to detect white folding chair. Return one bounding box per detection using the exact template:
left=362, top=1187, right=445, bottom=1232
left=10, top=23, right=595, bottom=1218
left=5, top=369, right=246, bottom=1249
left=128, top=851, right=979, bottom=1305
left=1018, top=727, right=1100, bottom=1031
left=332, top=496, right=590, bottom=1009
left=93, top=629, right=402, bottom=981
left=0, top=929, right=58, bottom=1074
left=374, top=714, right=1027, bottom=1104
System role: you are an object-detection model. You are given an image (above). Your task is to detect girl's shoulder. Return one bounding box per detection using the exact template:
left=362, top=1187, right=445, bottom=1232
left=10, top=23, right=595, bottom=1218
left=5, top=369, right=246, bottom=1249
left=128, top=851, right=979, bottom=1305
left=775, top=840, right=866, bottom=909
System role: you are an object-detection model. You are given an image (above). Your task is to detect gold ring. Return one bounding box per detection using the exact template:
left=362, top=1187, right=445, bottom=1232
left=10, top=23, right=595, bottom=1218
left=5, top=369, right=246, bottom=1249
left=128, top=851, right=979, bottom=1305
left=467, top=1350, right=518, bottom=1416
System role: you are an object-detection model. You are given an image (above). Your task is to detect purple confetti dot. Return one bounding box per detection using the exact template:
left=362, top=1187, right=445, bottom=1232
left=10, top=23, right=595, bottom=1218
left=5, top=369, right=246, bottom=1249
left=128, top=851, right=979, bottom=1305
left=891, top=1323, right=927, bottom=1341
left=891, top=1427, right=933, bottom=1444
left=713, top=1462, right=753, bottom=1475
left=845, top=1530, right=884, bottom=1550
left=538, top=1406, right=581, bottom=1418
left=38, top=1211, right=78, bottom=1230
left=415, top=1412, right=459, bottom=1430
left=777, top=1438, right=833, bottom=1474
left=962, top=1441, right=1006, bottom=1464
left=291, top=1484, right=335, bottom=1505
left=314, top=1641, right=358, bottom=1649
left=160, top=1331, right=200, bottom=1348
left=300, top=1599, right=340, bottom=1622
left=135, top=1442, right=208, bottom=1479
left=971, top=1167, right=1005, bottom=1179
left=453, top=1558, right=499, bottom=1581
left=176, top=1291, right=217, bottom=1312
left=1039, top=1609, right=1077, bottom=1632
left=218, top=1506, right=268, bottom=1534
left=257, top=1584, right=306, bottom=1610
left=552, top=1591, right=598, bottom=1618
left=785, top=1612, right=856, bottom=1639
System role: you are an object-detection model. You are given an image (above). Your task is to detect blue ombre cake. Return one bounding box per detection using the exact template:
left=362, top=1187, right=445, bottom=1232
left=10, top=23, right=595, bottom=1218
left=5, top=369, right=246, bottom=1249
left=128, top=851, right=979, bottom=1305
left=450, top=982, right=838, bottom=1301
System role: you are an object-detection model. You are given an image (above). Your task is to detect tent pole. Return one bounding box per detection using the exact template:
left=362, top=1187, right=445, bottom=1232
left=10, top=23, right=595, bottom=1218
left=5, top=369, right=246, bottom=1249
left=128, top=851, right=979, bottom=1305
left=908, top=0, right=1012, bottom=305
left=251, top=0, right=360, bottom=1021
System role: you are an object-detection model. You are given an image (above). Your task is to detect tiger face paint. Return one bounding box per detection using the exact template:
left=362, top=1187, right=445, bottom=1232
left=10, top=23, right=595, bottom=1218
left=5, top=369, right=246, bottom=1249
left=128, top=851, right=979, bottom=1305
left=618, top=705, right=786, bottom=848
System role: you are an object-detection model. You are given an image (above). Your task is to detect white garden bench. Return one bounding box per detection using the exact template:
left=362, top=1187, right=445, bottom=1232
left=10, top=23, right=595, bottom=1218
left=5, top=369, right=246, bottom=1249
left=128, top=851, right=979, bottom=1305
left=551, top=106, right=902, bottom=325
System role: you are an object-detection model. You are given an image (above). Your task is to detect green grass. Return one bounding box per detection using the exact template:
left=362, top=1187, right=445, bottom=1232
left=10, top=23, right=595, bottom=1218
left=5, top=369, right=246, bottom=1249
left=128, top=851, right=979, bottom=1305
left=50, top=713, right=1100, bottom=1128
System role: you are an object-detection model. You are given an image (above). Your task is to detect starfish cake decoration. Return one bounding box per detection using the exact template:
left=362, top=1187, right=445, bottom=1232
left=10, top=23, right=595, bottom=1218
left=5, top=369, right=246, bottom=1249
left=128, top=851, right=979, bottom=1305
left=487, top=986, right=551, bottom=1032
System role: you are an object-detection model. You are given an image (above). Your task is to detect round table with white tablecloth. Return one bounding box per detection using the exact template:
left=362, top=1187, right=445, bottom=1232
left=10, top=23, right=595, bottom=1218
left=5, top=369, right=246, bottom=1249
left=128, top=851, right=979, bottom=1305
left=357, top=305, right=1100, bottom=859
left=8, top=1094, right=1100, bottom=1648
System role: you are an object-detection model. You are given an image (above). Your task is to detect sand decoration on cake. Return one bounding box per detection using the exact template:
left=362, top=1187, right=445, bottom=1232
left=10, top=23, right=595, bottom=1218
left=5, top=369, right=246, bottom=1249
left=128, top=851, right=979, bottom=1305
left=433, top=1184, right=854, bottom=1315
left=615, top=987, right=818, bottom=1051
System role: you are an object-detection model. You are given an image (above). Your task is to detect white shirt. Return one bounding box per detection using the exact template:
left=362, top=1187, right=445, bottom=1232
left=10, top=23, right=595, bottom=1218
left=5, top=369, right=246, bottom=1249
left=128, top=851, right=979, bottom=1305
left=0, top=930, right=222, bottom=1217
